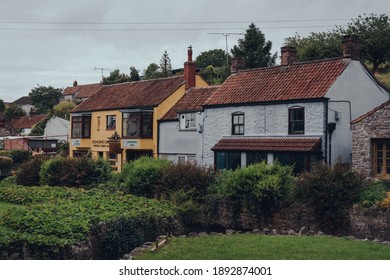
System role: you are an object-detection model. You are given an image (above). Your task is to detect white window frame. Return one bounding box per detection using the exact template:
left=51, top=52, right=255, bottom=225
left=180, top=113, right=196, bottom=130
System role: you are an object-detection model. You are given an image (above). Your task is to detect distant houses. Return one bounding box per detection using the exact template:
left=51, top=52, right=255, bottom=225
left=63, top=80, right=103, bottom=103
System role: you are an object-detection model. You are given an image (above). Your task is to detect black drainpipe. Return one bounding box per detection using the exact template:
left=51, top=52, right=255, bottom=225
left=327, top=122, right=336, bottom=166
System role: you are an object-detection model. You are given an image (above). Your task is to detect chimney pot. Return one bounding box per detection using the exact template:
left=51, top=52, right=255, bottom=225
left=342, top=34, right=360, bottom=59
left=230, top=56, right=245, bottom=73
left=281, top=46, right=297, bottom=66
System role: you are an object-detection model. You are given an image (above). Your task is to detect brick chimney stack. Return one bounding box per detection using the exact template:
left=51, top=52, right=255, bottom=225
left=184, top=46, right=196, bottom=89
left=230, top=56, right=245, bottom=73
left=342, top=34, right=360, bottom=59
left=281, top=46, right=297, bottom=66
left=73, top=80, right=78, bottom=87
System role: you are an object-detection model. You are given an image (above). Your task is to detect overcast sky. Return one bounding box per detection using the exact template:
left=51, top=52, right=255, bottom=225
left=0, top=0, right=388, bottom=102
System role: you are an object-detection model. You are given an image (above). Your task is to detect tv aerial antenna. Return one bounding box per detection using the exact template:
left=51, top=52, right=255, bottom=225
left=94, top=66, right=111, bottom=80
left=208, top=32, right=243, bottom=64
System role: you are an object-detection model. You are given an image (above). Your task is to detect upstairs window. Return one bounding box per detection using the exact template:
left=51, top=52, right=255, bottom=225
left=289, top=107, right=304, bottom=134
left=71, top=116, right=91, bottom=138
left=123, top=112, right=153, bottom=138
left=106, top=115, right=116, bottom=130
left=232, top=112, right=244, bottom=135
left=180, top=113, right=196, bottom=130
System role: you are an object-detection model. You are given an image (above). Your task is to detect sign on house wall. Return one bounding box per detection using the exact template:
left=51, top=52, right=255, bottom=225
left=122, top=139, right=139, bottom=149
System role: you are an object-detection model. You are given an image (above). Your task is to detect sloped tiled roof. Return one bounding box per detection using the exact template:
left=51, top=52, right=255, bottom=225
left=12, top=96, right=32, bottom=106
left=161, top=86, right=219, bottom=121
left=72, top=76, right=185, bottom=113
left=205, top=58, right=350, bottom=106
left=63, top=83, right=103, bottom=99
left=11, top=114, right=46, bottom=129
left=211, top=137, right=322, bottom=152
left=351, top=100, right=390, bottom=124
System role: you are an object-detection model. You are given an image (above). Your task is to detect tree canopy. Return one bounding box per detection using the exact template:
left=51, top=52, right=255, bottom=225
left=231, top=23, right=277, bottom=69
left=52, top=101, right=76, bottom=120
left=196, top=49, right=229, bottom=68
left=3, top=104, right=26, bottom=122
left=160, top=50, right=172, bottom=77
left=28, top=85, right=62, bottom=114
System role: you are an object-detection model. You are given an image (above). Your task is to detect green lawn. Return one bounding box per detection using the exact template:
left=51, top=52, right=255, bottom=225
left=136, top=234, right=390, bottom=260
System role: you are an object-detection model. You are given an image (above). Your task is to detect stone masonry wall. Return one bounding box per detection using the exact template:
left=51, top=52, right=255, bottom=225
left=352, top=102, right=390, bottom=177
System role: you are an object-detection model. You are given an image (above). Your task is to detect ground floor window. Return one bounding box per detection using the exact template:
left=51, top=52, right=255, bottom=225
left=177, top=155, right=196, bottom=164
left=247, top=152, right=267, bottom=165
left=373, top=140, right=390, bottom=179
left=274, top=153, right=320, bottom=174
left=126, top=150, right=153, bottom=162
left=215, top=151, right=241, bottom=170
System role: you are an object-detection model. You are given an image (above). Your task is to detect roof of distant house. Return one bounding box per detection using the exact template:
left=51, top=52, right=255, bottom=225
left=12, top=96, right=33, bottom=106
left=161, top=86, right=220, bottom=121
left=72, top=76, right=186, bottom=113
left=211, top=137, right=322, bottom=152
left=63, top=83, right=103, bottom=99
left=205, top=57, right=351, bottom=106
left=11, top=114, right=46, bottom=129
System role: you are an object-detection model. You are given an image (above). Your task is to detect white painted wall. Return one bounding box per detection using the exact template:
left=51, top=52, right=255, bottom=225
left=43, top=117, right=70, bottom=142
left=159, top=111, right=204, bottom=164
left=325, top=60, right=389, bottom=165
left=202, top=102, right=325, bottom=167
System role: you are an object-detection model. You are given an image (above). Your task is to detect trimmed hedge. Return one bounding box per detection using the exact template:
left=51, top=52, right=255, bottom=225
left=0, top=150, right=32, bottom=166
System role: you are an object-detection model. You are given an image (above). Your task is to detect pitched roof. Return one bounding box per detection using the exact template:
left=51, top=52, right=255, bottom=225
left=161, top=86, right=219, bottom=121
left=351, top=99, right=390, bottom=124
left=63, top=83, right=103, bottom=99
left=205, top=58, right=350, bottom=106
left=12, top=96, right=32, bottom=106
left=11, top=114, right=46, bottom=129
left=72, top=76, right=185, bottom=113
left=211, top=137, right=322, bottom=152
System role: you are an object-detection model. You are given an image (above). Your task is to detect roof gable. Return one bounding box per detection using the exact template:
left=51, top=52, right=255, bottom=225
left=161, top=86, right=219, bottom=121
left=206, top=58, right=350, bottom=106
left=63, top=83, right=103, bottom=98
left=12, top=96, right=32, bottom=106
left=72, top=76, right=185, bottom=113
left=11, top=114, right=46, bottom=129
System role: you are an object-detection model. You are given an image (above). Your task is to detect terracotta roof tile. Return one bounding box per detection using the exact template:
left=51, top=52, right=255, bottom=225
left=206, top=58, right=350, bottom=106
left=72, top=76, right=185, bottom=113
left=211, top=137, right=322, bottom=152
left=161, top=86, right=219, bottom=121
left=63, top=83, right=103, bottom=98
left=11, top=114, right=46, bottom=129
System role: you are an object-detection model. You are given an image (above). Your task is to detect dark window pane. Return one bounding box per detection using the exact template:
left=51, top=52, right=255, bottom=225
left=247, top=152, right=267, bottom=165
left=228, top=152, right=241, bottom=170
left=216, top=152, right=227, bottom=170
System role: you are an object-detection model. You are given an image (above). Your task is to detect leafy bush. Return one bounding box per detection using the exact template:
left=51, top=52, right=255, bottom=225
left=117, top=157, right=171, bottom=197
left=0, top=156, right=13, bottom=170
left=15, top=156, right=48, bottom=186
left=296, top=161, right=365, bottom=234
left=0, top=150, right=31, bottom=166
left=210, top=161, right=295, bottom=215
left=157, top=163, right=215, bottom=198
left=360, top=180, right=390, bottom=207
left=380, top=192, right=390, bottom=209
left=39, top=157, right=112, bottom=187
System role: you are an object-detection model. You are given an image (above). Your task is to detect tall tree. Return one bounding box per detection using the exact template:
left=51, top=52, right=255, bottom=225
left=342, top=13, right=390, bottom=73
left=3, top=104, right=26, bottom=122
left=196, top=49, right=229, bottom=68
left=129, top=66, right=141, bottom=81
left=29, top=85, right=62, bottom=114
left=160, top=50, right=172, bottom=77
left=143, top=63, right=163, bottom=80
left=231, top=23, right=277, bottom=69
left=53, top=100, right=76, bottom=120
left=0, top=99, right=5, bottom=113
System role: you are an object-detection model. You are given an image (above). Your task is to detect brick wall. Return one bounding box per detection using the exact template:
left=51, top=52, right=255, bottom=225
left=351, top=101, right=390, bottom=177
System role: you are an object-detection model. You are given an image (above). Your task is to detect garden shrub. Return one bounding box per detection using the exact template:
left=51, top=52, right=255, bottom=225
left=209, top=161, right=295, bottom=216
left=296, top=161, right=365, bottom=234
left=0, top=150, right=31, bottom=166
left=39, top=157, right=112, bottom=187
left=380, top=192, right=390, bottom=209
left=0, top=156, right=13, bottom=171
left=360, top=180, right=390, bottom=208
left=15, top=156, right=48, bottom=186
left=117, top=157, right=171, bottom=197
left=157, top=163, right=215, bottom=198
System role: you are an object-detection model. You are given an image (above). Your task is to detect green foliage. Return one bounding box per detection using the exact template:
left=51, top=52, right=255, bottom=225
left=129, top=66, right=140, bottom=81
left=210, top=162, right=294, bottom=215
left=3, top=104, right=26, bottom=122
left=0, top=156, right=13, bottom=171
left=199, top=65, right=230, bottom=85
left=158, top=163, right=215, bottom=198
left=231, top=23, right=277, bottom=69
left=39, top=157, right=112, bottom=187
left=0, top=150, right=32, bottom=166
left=29, top=116, right=49, bottom=136
left=343, top=13, right=390, bottom=73
left=117, top=157, right=171, bottom=197
left=102, top=69, right=133, bottom=85
left=15, top=156, right=48, bottom=186
left=284, top=31, right=342, bottom=62
left=160, top=50, right=172, bottom=77
left=0, top=99, right=5, bottom=112
left=360, top=180, right=390, bottom=208
left=29, top=85, right=62, bottom=114
left=296, top=161, right=365, bottom=234
left=196, top=49, right=229, bottom=68
left=143, top=63, right=164, bottom=80
left=52, top=101, right=75, bottom=120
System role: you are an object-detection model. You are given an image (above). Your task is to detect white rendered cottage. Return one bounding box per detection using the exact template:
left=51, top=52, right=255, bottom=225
left=201, top=35, right=389, bottom=172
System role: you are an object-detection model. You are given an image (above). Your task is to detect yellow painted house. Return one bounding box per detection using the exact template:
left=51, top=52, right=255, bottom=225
left=70, top=47, right=208, bottom=171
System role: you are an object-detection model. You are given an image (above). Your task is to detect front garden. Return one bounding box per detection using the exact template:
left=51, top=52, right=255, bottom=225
left=1, top=153, right=390, bottom=259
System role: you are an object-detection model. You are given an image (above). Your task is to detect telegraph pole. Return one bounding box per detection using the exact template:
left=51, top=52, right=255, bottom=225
left=208, top=32, right=243, bottom=65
